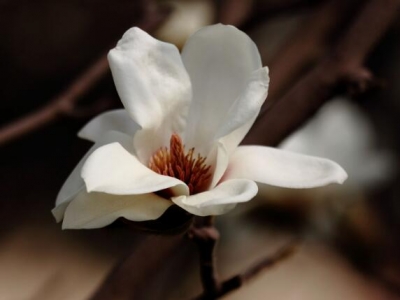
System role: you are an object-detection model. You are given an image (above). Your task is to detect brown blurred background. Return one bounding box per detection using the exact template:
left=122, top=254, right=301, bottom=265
left=1, top=0, right=400, bottom=299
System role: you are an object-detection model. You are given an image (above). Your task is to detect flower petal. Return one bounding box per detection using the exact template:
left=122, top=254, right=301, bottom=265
left=52, top=131, right=133, bottom=222
left=172, top=179, right=258, bottom=216
left=216, top=67, right=269, bottom=154
left=63, top=190, right=173, bottom=229
left=205, top=68, right=269, bottom=188
left=280, top=98, right=395, bottom=186
left=82, top=142, right=189, bottom=196
left=108, top=27, right=192, bottom=160
left=78, top=109, right=140, bottom=142
left=207, top=142, right=229, bottom=188
left=181, top=24, right=262, bottom=153
left=224, top=146, right=348, bottom=188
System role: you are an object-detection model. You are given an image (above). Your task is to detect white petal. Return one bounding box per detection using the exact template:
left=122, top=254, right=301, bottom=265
left=224, top=146, right=348, bottom=188
left=78, top=109, right=140, bottom=142
left=205, top=69, right=269, bottom=189
left=281, top=98, right=395, bottom=186
left=63, top=190, right=173, bottom=229
left=82, top=142, right=189, bottom=196
left=52, top=131, right=133, bottom=222
left=172, top=179, right=258, bottom=216
left=216, top=67, right=269, bottom=154
left=182, top=24, right=262, bottom=154
left=108, top=27, right=192, bottom=160
left=207, top=142, right=229, bottom=188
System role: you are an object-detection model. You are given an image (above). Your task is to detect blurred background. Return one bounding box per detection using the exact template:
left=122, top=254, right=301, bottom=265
left=1, top=0, right=400, bottom=299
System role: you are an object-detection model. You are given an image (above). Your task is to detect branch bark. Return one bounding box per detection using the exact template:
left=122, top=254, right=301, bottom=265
left=90, top=234, right=184, bottom=300
left=0, top=56, right=108, bottom=147
left=192, top=240, right=299, bottom=300
left=217, top=0, right=326, bottom=28
left=189, top=217, right=220, bottom=299
left=244, top=0, right=400, bottom=146
left=264, top=0, right=361, bottom=103
left=0, top=3, right=170, bottom=147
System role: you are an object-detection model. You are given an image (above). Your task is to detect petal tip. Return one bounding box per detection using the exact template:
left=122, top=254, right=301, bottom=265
left=51, top=208, right=63, bottom=223
left=336, top=165, right=349, bottom=185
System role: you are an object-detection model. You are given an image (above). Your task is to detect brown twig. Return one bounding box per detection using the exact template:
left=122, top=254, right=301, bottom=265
left=0, top=4, right=170, bottom=147
left=0, top=56, right=108, bottom=146
left=191, top=239, right=299, bottom=300
left=244, top=0, right=400, bottom=146
left=189, top=215, right=297, bottom=300
left=189, top=217, right=220, bottom=299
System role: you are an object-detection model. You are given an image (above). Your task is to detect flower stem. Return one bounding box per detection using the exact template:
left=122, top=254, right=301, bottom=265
left=190, top=239, right=299, bottom=300
left=189, top=216, right=220, bottom=299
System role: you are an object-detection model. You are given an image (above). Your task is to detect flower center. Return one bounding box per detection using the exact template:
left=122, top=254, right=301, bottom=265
left=148, top=134, right=211, bottom=195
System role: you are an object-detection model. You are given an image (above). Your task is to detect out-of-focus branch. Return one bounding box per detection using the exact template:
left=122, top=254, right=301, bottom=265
left=244, top=0, right=400, bottom=146
left=217, top=0, right=326, bottom=27
left=265, top=0, right=360, bottom=103
left=192, top=240, right=299, bottom=300
left=90, top=234, right=184, bottom=300
left=0, top=4, right=170, bottom=147
left=0, top=56, right=108, bottom=147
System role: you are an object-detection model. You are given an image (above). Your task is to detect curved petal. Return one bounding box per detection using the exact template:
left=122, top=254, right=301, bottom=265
left=108, top=27, right=192, bottom=161
left=207, top=142, right=229, bottom=188
left=78, top=109, right=140, bottom=142
left=172, top=179, right=258, bottom=216
left=52, top=131, right=133, bottom=222
left=280, top=98, right=396, bottom=186
left=181, top=24, right=262, bottom=154
left=63, top=190, right=173, bottom=229
left=82, top=142, right=189, bottom=196
left=224, top=146, right=348, bottom=188
left=216, top=67, right=269, bottom=155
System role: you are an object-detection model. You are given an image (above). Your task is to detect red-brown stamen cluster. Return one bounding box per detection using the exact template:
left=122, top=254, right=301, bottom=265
left=148, top=134, right=211, bottom=195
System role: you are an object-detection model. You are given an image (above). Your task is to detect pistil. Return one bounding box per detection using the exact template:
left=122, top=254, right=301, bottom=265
left=149, top=134, right=211, bottom=194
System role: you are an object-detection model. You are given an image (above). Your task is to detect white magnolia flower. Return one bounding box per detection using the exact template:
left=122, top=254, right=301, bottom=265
left=52, top=24, right=347, bottom=229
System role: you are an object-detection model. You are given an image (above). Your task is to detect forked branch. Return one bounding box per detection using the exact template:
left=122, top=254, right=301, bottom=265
left=190, top=222, right=298, bottom=300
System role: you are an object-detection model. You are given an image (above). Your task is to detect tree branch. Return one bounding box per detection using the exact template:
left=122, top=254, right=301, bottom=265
left=90, top=234, right=184, bottom=300
left=0, top=56, right=108, bottom=146
left=192, top=240, right=299, bottom=300
left=217, top=0, right=326, bottom=28
left=0, top=3, right=170, bottom=147
left=264, top=0, right=361, bottom=103
left=189, top=215, right=298, bottom=300
left=245, top=0, right=400, bottom=146
left=189, top=217, right=220, bottom=299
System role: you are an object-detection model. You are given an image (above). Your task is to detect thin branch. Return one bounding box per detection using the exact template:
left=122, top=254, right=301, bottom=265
left=0, top=4, right=170, bottom=147
left=244, top=0, right=400, bottom=146
left=189, top=217, right=220, bottom=299
left=221, top=241, right=298, bottom=293
left=192, top=240, right=299, bottom=300
left=0, top=56, right=108, bottom=146
left=189, top=215, right=298, bottom=300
